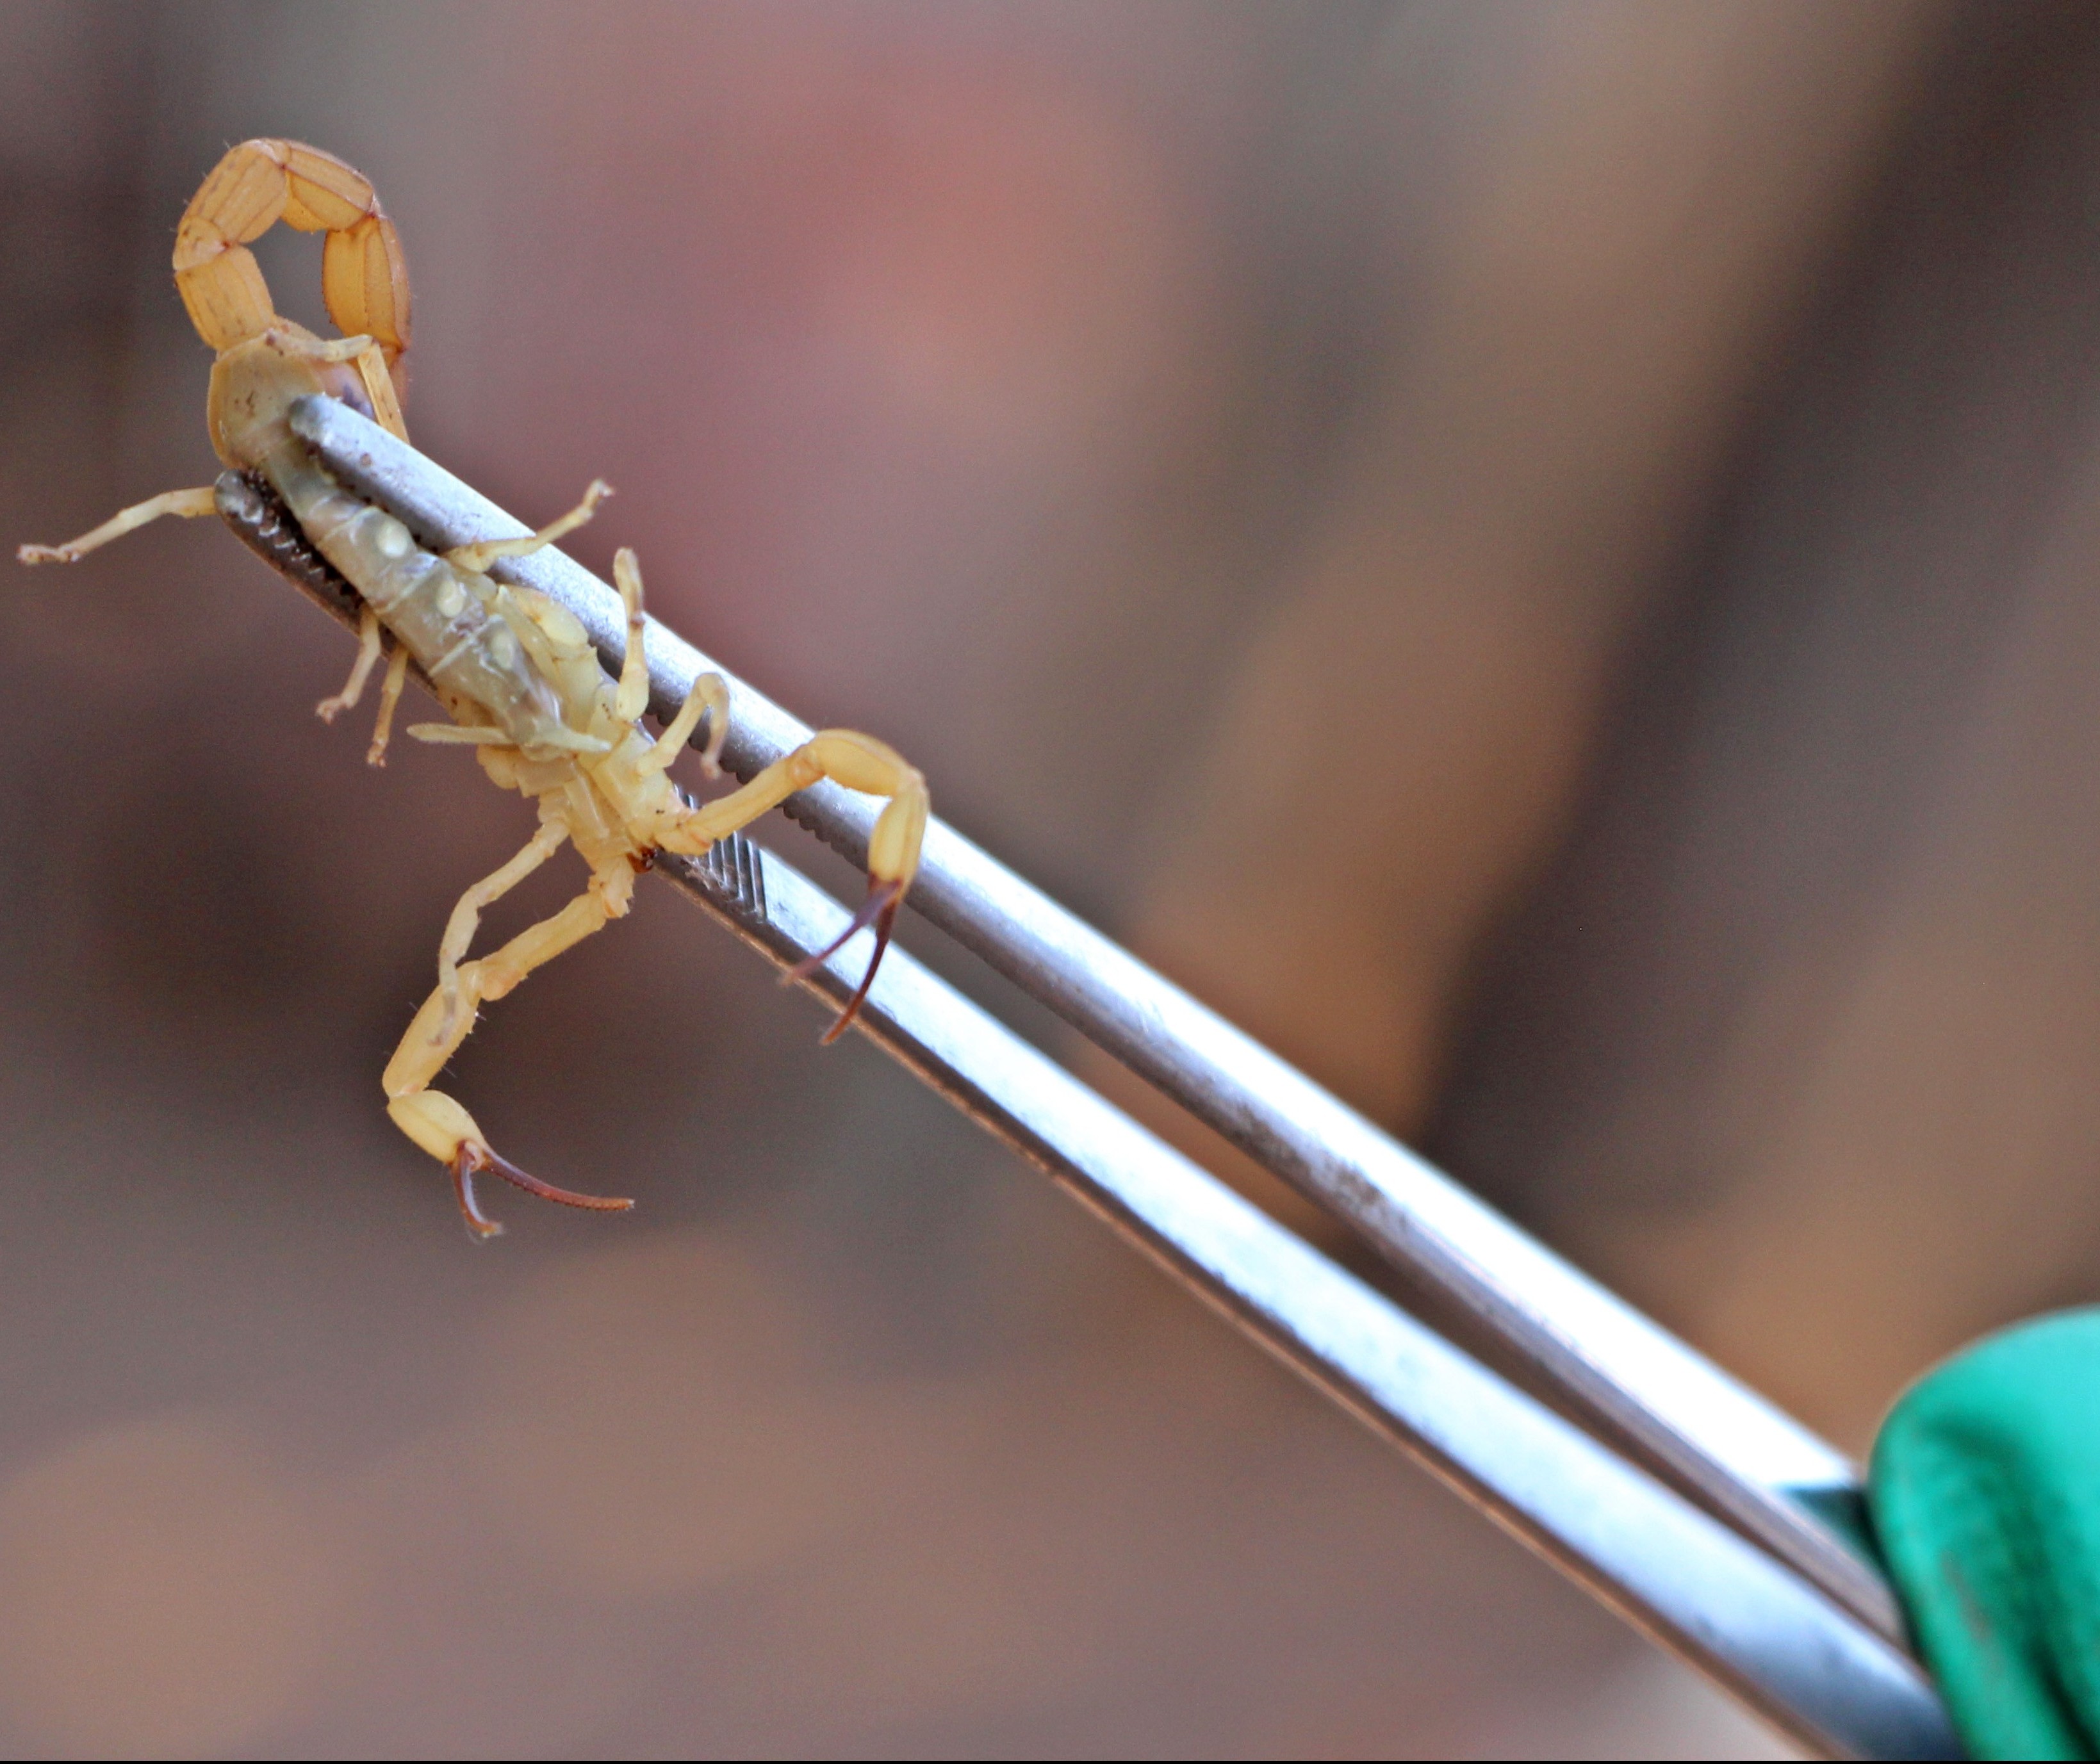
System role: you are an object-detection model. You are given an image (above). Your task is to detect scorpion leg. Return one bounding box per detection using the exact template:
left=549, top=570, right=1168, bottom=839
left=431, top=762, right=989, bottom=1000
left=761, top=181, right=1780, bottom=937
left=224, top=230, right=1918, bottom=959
left=366, top=642, right=411, bottom=765
left=17, top=486, right=218, bottom=564
left=316, top=607, right=384, bottom=721
left=658, top=730, right=928, bottom=1040
left=383, top=873, right=632, bottom=1237
left=612, top=548, right=730, bottom=774
left=639, top=669, right=730, bottom=778
left=432, top=819, right=570, bottom=1043
left=445, top=480, right=611, bottom=578
left=612, top=548, right=650, bottom=722
left=404, top=724, right=511, bottom=746
left=316, top=610, right=411, bottom=765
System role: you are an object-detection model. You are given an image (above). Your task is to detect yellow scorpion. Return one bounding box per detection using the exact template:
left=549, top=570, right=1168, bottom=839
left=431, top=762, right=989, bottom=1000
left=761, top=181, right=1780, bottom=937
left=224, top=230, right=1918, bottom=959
left=20, top=140, right=930, bottom=1237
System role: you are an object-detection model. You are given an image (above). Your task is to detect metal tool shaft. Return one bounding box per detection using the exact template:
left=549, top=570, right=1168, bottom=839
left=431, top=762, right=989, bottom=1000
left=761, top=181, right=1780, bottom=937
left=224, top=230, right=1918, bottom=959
left=217, top=464, right=1953, bottom=1759
left=286, top=395, right=1894, bottom=1642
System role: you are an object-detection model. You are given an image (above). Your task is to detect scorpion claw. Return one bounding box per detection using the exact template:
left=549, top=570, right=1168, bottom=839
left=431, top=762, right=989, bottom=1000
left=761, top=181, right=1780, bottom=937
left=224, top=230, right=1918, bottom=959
left=449, top=1148, right=506, bottom=1241
left=453, top=1139, right=635, bottom=1232
left=789, top=877, right=904, bottom=1044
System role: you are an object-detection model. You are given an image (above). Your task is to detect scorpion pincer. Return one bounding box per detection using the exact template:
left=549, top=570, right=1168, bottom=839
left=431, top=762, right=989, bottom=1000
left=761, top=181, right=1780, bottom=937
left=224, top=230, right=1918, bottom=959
left=19, top=139, right=930, bottom=1237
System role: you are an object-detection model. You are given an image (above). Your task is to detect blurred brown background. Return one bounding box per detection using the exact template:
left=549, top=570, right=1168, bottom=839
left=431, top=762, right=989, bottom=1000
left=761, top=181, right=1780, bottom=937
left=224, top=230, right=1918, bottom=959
left=3, top=0, right=2096, bottom=1754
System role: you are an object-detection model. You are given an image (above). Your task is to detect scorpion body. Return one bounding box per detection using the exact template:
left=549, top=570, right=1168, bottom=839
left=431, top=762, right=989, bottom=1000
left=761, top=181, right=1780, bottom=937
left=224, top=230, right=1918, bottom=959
left=21, top=140, right=929, bottom=1236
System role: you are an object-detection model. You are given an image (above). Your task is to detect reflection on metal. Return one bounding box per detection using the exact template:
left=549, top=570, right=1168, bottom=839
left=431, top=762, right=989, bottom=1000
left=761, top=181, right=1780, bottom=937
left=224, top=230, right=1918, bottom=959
left=211, top=400, right=1962, bottom=1758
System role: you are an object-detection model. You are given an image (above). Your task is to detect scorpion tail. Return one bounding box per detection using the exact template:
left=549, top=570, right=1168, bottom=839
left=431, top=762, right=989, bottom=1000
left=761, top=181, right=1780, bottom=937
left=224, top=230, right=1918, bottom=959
left=789, top=876, right=905, bottom=1044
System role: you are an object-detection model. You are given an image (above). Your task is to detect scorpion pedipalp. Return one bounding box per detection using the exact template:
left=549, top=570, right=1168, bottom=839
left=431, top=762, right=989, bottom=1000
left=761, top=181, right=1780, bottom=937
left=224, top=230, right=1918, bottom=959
left=395, top=1090, right=632, bottom=1241
left=789, top=876, right=906, bottom=1043
left=452, top=1141, right=634, bottom=1241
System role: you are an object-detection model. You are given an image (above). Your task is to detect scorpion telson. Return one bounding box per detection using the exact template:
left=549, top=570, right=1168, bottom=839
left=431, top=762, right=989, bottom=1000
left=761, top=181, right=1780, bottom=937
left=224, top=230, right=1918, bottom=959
left=19, top=138, right=930, bottom=1237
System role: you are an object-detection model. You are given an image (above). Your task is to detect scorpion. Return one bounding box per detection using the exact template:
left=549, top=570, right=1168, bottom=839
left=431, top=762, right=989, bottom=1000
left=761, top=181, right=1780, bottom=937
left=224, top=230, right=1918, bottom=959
left=20, top=140, right=930, bottom=1237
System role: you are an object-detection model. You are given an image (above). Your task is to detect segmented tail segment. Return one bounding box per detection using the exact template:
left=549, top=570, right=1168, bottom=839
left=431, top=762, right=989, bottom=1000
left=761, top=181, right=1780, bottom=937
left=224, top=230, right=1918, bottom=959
left=174, top=139, right=411, bottom=434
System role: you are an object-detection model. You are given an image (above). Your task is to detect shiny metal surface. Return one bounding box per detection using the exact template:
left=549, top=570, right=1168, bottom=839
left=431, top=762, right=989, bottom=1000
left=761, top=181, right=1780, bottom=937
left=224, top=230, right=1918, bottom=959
left=671, top=839, right=1956, bottom=1763
left=218, top=462, right=1955, bottom=1759
left=284, top=395, right=1900, bottom=1643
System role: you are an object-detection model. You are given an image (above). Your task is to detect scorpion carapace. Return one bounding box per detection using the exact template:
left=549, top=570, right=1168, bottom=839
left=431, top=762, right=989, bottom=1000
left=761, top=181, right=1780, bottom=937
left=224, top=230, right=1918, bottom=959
left=19, top=139, right=930, bottom=1237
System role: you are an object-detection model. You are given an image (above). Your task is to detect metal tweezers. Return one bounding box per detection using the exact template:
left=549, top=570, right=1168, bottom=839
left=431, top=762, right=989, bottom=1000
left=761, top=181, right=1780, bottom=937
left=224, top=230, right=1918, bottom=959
left=217, top=396, right=1960, bottom=1760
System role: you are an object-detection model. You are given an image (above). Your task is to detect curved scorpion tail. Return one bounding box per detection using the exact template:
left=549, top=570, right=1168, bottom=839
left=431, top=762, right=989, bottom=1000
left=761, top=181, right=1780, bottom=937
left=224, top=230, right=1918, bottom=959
left=174, top=139, right=411, bottom=430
